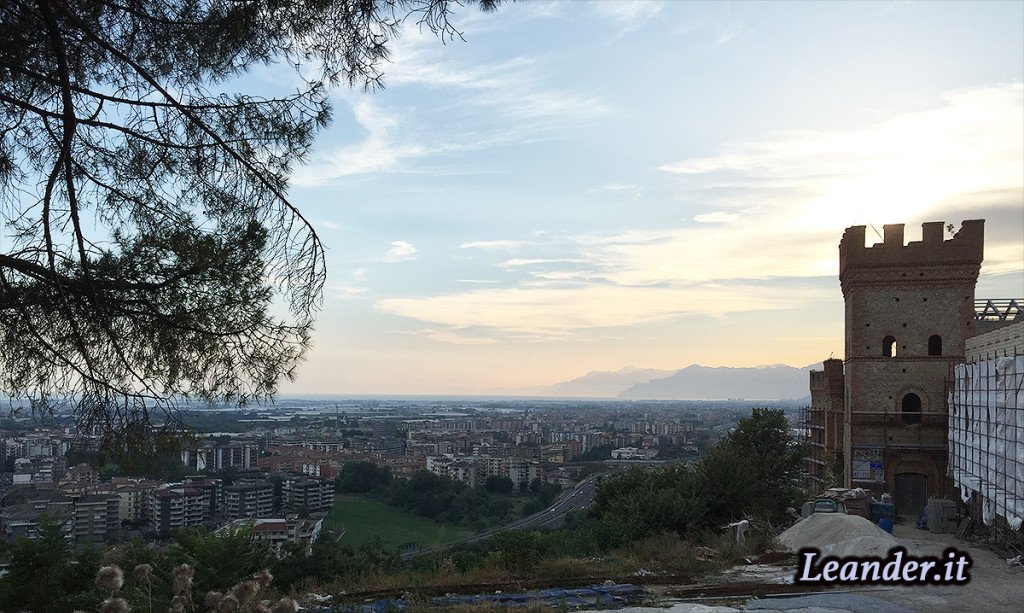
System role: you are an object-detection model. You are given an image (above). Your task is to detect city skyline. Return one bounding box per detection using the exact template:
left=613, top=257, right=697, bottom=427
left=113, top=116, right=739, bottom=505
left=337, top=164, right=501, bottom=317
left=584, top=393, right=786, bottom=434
left=275, top=1, right=1023, bottom=395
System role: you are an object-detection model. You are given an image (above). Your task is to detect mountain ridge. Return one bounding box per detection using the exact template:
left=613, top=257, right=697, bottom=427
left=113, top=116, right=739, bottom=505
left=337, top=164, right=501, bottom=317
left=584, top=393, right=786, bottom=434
left=541, top=363, right=822, bottom=400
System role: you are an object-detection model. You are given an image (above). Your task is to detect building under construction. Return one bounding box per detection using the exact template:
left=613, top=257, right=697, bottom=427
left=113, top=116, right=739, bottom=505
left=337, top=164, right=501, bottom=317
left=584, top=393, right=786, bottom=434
left=948, top=320, right=1023, bottom=544
left=803, top=219, right=1022, bottom=523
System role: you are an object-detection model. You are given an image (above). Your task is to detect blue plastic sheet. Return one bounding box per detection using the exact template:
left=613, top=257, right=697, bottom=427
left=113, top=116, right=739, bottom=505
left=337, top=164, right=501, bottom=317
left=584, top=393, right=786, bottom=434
left=322, top=583, right=645, bottom=612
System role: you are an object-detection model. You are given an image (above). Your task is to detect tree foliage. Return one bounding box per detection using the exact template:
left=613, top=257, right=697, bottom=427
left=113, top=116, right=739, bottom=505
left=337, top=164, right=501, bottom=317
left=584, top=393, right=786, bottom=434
left=485, top=474, right=514, bottom=494
left=0, top=0, right=500, bottom=444
left=0, top=515, right=103, bottom=611
left=335, top=459, right=393, bottom=494
left=586, top=408, right=806, bottom=547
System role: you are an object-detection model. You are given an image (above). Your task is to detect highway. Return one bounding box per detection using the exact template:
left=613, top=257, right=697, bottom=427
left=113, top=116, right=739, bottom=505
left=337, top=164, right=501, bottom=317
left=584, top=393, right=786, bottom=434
left=501, top=474, right=600, bottom=530
left=400, top=473, right=603, bottom=559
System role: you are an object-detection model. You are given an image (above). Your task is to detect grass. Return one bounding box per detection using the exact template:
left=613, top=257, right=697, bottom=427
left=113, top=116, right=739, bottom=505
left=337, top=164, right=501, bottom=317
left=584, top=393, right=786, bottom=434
left=325, top=494, right=474, bottom=549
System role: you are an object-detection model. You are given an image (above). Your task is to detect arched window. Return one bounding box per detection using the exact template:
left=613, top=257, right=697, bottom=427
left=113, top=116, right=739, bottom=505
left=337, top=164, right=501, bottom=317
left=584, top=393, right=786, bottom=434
left=928, top=335, right=942, bottom=356
left=883, top=336, right=897, bottom=358
left=902, top=393, right=922, bottom=424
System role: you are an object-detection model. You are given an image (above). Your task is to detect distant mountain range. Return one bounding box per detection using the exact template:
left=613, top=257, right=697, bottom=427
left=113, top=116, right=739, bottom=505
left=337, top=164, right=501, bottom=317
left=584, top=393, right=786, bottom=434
left=541, top=363, right=821, bottom=400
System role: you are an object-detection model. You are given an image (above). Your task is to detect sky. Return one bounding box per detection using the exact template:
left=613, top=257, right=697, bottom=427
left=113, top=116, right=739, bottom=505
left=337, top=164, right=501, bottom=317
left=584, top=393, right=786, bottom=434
left=274, top=0, right=1023, bottom=396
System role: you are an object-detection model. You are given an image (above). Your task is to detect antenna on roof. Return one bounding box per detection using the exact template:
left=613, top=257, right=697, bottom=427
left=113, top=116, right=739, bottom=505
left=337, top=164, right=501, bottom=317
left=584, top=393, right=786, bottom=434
left=868, top=223, right=883, bottom=241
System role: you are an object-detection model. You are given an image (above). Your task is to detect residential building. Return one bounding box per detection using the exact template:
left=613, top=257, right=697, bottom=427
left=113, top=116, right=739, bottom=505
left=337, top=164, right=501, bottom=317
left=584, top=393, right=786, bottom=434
left=182, top=440, right=259, bottom=471
left=72, top=494, right=120, bottom=543
left=281, top=475, right=335, bottom=515
left=151, top=479, right=221, bottom=536
left=224, top=479, right=273, bottom=519
left=218, top=516, right=323, bottom=556
left=1, top=499, right=73, bottom=541
left=13, top=455, right=66, bottom=485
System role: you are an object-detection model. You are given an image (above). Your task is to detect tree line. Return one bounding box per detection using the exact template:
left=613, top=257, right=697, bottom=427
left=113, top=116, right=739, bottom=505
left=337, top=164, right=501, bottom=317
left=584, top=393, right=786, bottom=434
left=335, top=462, right=562, bottom=529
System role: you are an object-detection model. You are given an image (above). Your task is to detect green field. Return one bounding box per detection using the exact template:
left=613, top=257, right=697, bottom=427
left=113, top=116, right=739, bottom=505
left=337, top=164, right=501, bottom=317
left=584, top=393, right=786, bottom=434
left=325, top=494, right=474, bottom=549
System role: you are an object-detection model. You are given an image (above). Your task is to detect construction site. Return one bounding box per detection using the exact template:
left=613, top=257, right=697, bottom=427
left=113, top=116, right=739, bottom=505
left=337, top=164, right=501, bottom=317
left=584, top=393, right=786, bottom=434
left=800, top=220, right=1023, bottom=548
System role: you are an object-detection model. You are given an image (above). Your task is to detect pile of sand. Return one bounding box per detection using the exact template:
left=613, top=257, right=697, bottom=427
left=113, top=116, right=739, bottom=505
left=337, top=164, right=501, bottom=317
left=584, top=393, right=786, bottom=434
left=777, top=513, right=899, bottom=556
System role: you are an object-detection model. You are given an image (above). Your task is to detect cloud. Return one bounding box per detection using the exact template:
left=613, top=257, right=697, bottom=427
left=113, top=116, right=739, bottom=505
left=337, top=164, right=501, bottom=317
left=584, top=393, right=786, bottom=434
left=292, top=48, right=608, bottom=186
left=589, top=183, right=644, bottom=197
left=407, top=328, right=498, bottom=345
left=334, top=286, right=368, bottom=299
left=694, top=212, right=739, bottom=223
left=385, top=28, right=610, bottom=123
left=375, top=84, right=1023, bottom=342
left=377, top=280, right=834, bottom=340
left=592, top=1, right=664, bottom=32
left=498, top=258, right=587, bottom=270
left=660, top=84, right=1023, bottom=232
left=713, top=23, right=745, bottom=48
left=384, top=241, right=417, bottom=263
left=331, top=267, right=370, bottom=299
left=460, top=240, right=528, bottom=250
left=291, top=99, right=429, bottom=185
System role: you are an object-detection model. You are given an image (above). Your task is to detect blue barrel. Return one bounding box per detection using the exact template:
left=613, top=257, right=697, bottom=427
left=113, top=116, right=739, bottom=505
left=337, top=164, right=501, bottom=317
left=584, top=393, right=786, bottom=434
left=879, top=517, right=894, bottom=534
left=871, top=502, right=895, bottom=522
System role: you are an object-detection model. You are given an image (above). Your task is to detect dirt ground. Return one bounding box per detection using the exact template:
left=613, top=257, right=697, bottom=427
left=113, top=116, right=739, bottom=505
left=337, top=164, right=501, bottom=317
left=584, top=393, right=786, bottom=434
left=636, top=521, right=1024, bottom=613
left=867, top=522, right=1024, bottom=613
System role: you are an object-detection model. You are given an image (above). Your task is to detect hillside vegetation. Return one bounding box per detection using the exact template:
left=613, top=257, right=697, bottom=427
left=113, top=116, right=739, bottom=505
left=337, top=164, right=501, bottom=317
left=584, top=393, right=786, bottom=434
left=0, top=409, right=805, bottom=611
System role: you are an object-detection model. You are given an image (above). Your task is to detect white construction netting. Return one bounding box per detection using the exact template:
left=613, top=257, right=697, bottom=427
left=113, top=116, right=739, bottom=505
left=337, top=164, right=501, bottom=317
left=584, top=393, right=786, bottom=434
left=949, top=355, right=1024, bottom=530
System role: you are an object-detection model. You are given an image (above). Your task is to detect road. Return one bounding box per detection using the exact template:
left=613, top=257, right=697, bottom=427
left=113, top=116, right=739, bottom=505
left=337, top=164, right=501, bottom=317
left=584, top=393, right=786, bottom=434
left=400, top=473, right=603, bottom=559
left=502, top=474, right=600, bottom=530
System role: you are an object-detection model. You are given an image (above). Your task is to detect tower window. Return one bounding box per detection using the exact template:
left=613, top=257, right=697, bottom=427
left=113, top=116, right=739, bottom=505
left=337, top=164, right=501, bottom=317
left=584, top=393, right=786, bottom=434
left=902, top=393, right=922, bottom=425
left=928, top=335, right=942, bottom=356
left=883, top=336, right=897, bottom=358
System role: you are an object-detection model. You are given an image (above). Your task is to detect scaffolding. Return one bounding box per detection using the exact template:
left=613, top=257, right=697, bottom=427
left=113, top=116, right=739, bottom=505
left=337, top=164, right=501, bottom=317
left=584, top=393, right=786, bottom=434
left=798, top=403, right=821, bottom=488
left=975, top=299, right=1023, bottom=322
left=948, top=354, right=1024, bottom=534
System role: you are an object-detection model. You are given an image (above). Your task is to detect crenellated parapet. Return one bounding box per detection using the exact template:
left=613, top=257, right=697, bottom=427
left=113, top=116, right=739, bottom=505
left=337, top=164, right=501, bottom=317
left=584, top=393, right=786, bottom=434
left=839, top=220, right=984, bottom=295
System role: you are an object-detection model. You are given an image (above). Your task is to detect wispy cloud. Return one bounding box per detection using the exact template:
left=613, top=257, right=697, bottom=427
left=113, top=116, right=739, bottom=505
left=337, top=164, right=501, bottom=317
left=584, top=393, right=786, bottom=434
left=660, top=84, right=1023, bottom=236
left=334, top=286, right=369, bottom=299
left=460, top=240, right=529, bottom=251
left=292, top=99, right=428, bottom=185
left=498, top=258, right=587, bottom=270
left=589, top=183, right=644, bottom=197
left=592, top=1, right=664, bottom=33
left=376, top=84, right=1023, bottom=342
left=292, top=42, right=609, bottom=186
left=332, top=267, right=369, bottom=299
left=694, top=212, right=739, bottom=223
left=384, top=241, right=418, bottom=263
left=378, top=280, right=834, bottom=340
left=405, top=327, right=498, bottom=345
left=387, top=48, right=609, bottom=122
left=713, top=23, right=745, bottom=48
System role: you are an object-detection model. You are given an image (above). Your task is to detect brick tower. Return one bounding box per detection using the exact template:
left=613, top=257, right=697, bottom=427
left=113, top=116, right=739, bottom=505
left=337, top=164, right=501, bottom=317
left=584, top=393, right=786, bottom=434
left=839, top=220, right=984, bottom=515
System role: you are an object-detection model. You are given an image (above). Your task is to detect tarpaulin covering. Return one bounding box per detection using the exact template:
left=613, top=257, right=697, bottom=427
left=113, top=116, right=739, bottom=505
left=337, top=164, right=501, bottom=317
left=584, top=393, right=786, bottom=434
left=322, top=583, right=645, bottom=612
